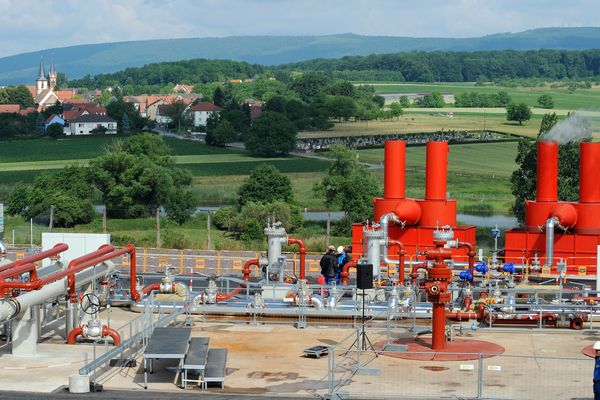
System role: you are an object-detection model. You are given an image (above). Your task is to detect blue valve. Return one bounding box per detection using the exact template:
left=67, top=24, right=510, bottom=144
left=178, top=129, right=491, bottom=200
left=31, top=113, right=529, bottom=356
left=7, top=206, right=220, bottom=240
left=459, top=270, right=473, bottom=281
left=502, top=263, right=516, bottom=274
left=491, top=227, right=500, bottom=239
left=475, top=261, right=488, bottom=274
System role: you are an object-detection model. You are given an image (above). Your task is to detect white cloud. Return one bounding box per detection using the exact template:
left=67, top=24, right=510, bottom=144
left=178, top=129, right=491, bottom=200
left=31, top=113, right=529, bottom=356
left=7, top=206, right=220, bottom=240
left=0, top=0, right=599, bottom=57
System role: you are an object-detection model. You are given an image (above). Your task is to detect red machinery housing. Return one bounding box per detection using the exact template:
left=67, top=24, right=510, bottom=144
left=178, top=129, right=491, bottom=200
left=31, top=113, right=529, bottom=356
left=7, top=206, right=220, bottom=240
left=505, top=141, right=600, bottom=273
left=351, top=140, right=476, bottom=259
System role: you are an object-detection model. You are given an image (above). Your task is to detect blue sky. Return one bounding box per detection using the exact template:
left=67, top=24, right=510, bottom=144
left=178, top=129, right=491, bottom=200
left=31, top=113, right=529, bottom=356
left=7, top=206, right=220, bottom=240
left=0, top=0, right=599, bottom=57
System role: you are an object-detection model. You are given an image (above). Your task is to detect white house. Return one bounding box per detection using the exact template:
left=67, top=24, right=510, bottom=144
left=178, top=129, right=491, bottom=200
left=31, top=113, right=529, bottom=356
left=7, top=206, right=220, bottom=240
left=156, top=104, right=173, bottom=125
left=68, top=114, right=117, bottom=135
left=187, top=102, right=222, bottom=127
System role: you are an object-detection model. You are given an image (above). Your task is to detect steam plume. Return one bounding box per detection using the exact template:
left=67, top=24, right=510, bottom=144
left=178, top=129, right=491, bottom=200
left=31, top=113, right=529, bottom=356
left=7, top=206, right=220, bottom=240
left=542, top=113, right=591, bottom=144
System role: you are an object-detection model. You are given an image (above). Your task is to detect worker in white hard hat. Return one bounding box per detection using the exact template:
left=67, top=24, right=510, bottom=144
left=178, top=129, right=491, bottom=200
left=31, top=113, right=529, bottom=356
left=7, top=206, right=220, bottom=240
left=335, top=246, right=351, bottom=285
left=319, top=246, right=338, bottom=288
left=594, top=341, right=600, bottom=399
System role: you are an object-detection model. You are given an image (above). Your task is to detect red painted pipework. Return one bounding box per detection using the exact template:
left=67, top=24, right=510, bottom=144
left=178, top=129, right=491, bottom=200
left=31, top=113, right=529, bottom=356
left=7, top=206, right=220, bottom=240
left=410, top=262, right=428, bottom=285
left=340, top=259, right=357, bottom=285
left=0, top=262, right=38, bottom=281
left=242, top=258, right=260, bottom=282
left=384, top=140, right=406, bottom=199
left=457, top=241, right=476, bottom=283
left=0, top=244, right=141, bottom=302
left=550, top=203, right=578, bottom=229
left=0, top=243, right=68, bottom=274
left=216, top=285, right=245, bottom=302
left=66, top=244, right=115, bottom=300
left=425, top=142, right=449, bottom=201
left=287, top=237, right=307, bottom=279
left=423, top=241, right=453, bottom=351
left=142, top=282, right=161, bottom=295
left=536, top=141, right=558, bottom=202
left=67, top=325, right=122, bottom=345
left=388, top=239, right=405, bottom=285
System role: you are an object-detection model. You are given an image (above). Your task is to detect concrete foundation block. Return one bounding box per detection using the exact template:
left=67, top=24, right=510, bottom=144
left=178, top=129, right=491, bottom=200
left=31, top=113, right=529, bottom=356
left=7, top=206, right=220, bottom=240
left=69, top=373, right=90, bottom=394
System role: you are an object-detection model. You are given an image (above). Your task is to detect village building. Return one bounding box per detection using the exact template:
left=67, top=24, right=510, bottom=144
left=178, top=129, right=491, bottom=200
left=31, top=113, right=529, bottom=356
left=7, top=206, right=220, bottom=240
left=68, top=114, right=117, bottom=135
left=187, top=102, right=222, bottom=127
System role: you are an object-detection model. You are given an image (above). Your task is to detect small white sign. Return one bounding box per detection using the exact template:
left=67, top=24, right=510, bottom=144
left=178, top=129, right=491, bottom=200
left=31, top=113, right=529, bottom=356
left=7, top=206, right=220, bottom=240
left=459, top=364, right=474, bottom=371
left=487, top=365, right=502, bottom=371
left=0, top=203, right=4, bottom=233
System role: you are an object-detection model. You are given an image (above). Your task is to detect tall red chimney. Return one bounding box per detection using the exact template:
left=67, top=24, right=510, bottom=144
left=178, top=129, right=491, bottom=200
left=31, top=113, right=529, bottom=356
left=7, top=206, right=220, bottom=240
left=579, top=142, right=600, bottom=203
left=384, top=140, right=405, bottom=199
left=425, top=142, right=448, bottom=201
left=536, top=141, right=558, bottom=202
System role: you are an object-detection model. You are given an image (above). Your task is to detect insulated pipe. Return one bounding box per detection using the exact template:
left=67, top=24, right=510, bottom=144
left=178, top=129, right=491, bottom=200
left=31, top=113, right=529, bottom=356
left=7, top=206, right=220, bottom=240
left=0, top=243, right=68, bottom=274
left=0, top=261, right=116, bottom=322
left=384, top=140, right=406, bottom=199
left=536, top=141, right=558, bottom=202
left=340, top=259, right=357, bottom=285
left=287, top=237, right=307, bottom=279
left=580, top=142, right=600, bottom=203
left=425, top=142, right=449, bottom=201
left=242, top=258, right=260, bottom=282
left=545, top=218, right=556, bottom=267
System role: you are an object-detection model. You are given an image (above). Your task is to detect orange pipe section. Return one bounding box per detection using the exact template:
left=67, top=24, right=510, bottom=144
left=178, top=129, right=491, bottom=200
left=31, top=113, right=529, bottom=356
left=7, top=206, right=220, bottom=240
left=550, top=203, right=578, bottom=229
left=142, top=282, right=161, bottom=295
left=425, top=142, right=449, bottom=201
left=216, top=285, right=245, bottom=302
left=580, top=142, right=600, bottom=203
left=66, top=326, right=83, bottom=344
left=388, top=239, right=405, bottom=284
left=457, top=241, right=476, bottom=283
left=242, top=258, right=260, bottom=282
left=536, top=141, right=558, bottom=202
left=287, top=237, right=307, bottom=279
left=340, top=259, right=357, bottom=285
left=384, top=140, right=406, bottom=199
left=0, top=243, right=68, bottom=274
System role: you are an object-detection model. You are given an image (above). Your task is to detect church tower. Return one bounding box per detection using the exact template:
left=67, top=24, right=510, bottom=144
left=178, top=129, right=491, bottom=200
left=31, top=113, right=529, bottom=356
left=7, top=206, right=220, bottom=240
left=49, top=60, right=57, bottom=90
left=35, top=58, right=48, bottom=96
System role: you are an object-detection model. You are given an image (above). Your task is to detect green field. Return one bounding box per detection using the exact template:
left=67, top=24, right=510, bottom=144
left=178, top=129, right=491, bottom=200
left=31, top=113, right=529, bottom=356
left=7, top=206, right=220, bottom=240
left=366, top=82, right=600, bottom=110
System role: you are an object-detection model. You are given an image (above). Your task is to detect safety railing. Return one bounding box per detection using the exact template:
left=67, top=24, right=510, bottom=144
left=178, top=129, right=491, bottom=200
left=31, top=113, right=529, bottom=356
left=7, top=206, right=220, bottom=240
left=79, top=291, right=191, bottom=384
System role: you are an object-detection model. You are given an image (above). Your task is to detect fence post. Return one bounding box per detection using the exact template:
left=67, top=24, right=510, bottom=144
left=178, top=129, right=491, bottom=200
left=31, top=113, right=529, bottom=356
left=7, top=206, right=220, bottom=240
left=477, top=352, right=483, bottom=399
left=327, top=346, right=335, bottom=398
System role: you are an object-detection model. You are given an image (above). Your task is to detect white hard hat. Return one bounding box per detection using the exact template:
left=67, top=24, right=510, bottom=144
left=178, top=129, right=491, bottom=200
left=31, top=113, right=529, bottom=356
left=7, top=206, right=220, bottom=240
left=593, top=341, right=600, bottom=350
left=327, top=245, right=335, bottom=251
left=337, top=246, right=345, bottom=253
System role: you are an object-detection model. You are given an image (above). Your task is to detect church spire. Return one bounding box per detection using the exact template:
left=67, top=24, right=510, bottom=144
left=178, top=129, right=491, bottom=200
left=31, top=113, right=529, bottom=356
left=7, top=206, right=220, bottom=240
left=38, top=58, right=46, bottom=80
left=50, top=59, right=56, bottom=76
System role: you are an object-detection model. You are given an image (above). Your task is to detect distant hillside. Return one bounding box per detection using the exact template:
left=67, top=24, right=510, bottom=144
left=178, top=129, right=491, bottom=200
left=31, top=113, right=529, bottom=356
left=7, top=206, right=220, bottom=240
left=2, top=27, right=600, bottom=85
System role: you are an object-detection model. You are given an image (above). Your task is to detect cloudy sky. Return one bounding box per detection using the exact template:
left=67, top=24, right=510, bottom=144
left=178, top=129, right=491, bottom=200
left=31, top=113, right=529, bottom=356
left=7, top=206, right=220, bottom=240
left=0, top=0, right=598, bottom=57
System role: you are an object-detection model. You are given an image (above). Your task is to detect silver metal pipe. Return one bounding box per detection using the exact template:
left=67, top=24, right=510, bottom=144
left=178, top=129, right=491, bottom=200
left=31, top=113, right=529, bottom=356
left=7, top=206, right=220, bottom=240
left=0, top=261, right=116, bottom=322
left=545, top=218, right=556, bottom=267
left=0, top=240, right=6, bottom=255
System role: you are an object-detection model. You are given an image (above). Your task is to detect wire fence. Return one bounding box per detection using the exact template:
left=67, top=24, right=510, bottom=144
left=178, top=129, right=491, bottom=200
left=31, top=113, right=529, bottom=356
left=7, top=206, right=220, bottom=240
left=325, top=329, right=594, bottom=400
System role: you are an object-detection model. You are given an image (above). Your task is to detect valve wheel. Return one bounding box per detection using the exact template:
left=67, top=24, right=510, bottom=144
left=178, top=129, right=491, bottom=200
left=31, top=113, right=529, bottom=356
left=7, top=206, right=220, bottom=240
left=81, top=293, right=101, bottom=315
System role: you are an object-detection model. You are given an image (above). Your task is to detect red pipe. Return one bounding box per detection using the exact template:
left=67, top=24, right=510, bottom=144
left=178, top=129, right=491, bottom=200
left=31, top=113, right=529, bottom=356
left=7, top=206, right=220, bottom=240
left=388, top=239, right=405, bottom=285
left=536, top=141, right=558, bottom=202
left=102, top=326, right=122, bottom=345
left=287, top=237, right=307, bottom=279
left=457, top=241, right=476, bottom=283
left=67, top=325, right=122, bottom=345
left=550, top=203, right=578, bottom=229
left=423, top=242, right=453, bottom=351
left=0, top=262, right=38, bottom=281
left=142, top=282, right=161, bottom=295
left=0, top=244, right=141, bottom=302
left=216, top=285, right=245, bottom=302
left=340, top=259, right=357, bottom=285
left=0, top=243, right=68, bottom=274
left=242, top=258, right=260, bottom=282
left=66, top=326, right=83, bottom=344
left=425, top=142, right=449, bottom=201
left=579, top=142, right=600, bottom=203
left=409, top=262, right=428, bottom=285
left=384, top=140, right=406, bottom=199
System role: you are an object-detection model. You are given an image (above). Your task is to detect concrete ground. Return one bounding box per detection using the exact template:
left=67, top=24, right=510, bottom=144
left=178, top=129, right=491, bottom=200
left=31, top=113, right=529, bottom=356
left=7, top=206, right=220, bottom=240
left=0, top=306, right=598, bottom=399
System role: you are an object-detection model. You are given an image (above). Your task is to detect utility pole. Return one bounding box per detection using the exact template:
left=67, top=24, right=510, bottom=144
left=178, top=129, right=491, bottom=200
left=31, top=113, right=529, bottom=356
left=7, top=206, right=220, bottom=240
left=102, top=208, right=107, bottom=233
left=48, top=205, right=55, bottom=232
left=326, top=212, right=331, bottom=244
left=206, top=211, right=212, bottom=250
left=156, top=207, right=161, bottom=249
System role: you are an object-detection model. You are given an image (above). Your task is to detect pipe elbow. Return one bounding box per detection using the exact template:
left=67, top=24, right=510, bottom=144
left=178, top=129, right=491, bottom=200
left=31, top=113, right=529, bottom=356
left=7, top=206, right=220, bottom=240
left=67, top=326, right=84, bottom=344
left=102, top=326, right=122, bottom=345
left=550, top=203, right=578, bottom=230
